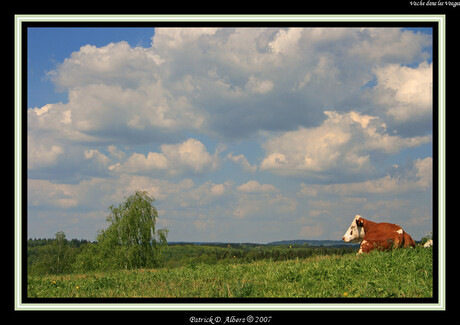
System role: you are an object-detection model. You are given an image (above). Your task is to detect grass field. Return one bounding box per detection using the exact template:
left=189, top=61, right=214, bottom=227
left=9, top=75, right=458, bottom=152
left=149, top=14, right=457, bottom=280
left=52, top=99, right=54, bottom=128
left=27, top=246, right=432, bottom=298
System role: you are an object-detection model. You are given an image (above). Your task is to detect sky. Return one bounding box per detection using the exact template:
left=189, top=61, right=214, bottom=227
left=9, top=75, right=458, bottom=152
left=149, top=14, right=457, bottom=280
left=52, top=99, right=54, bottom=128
left=27, top=27, right=434, bottom=243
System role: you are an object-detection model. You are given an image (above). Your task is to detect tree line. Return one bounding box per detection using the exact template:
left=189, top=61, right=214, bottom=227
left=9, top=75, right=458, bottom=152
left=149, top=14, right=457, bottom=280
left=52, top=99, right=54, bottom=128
left=163, top=243, right=356, bottom=269
left=29, top=235, right=356, bottom=275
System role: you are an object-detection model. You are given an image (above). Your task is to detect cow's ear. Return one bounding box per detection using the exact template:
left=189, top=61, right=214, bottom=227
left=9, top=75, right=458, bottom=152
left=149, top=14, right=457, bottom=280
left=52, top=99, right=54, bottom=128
left=356, top=219, right=364, bottom=227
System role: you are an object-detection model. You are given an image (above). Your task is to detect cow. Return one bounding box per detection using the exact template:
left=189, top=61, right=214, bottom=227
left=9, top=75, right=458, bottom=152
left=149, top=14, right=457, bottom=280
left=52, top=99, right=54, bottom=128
left=342, top=215, right=416, bottom=254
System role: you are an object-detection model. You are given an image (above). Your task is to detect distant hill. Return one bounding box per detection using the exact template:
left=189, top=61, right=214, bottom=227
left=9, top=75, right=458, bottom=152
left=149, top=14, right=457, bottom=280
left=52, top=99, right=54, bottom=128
left=169, top=240, right=359, bottom=248
left=267, top=239, right=360, bottom=248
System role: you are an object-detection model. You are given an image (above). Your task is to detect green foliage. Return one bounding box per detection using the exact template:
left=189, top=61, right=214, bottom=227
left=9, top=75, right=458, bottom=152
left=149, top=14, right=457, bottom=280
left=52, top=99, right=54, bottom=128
left=72, top=242, right=106, bottom=272
left=28, top=231, right=78, bottom=275
left=86, top=190, right=168, bottom=270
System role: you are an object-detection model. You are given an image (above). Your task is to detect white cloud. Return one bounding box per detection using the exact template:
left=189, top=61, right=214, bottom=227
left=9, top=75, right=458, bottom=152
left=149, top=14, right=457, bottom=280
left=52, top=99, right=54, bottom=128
left=37, top=28, right=432, bottom=144
left=50, top=41, right=163, bottom=90
left=161, top=138, right=213, bottom=173
left=28, top=103, right=97, bottom=143
left=28, top=83, right=205, bottom=148
left=372, top=62, right=432, bottom=122
left=269, top=28, right=303, bottom=54
left=66, top=82, right=204, bottom=136
left=151, top=28, right=219, bottom=50
left=111, top=138, right=218, bottom=175
left=28, top=27, right=432, bottom=181
left=260, top=111, right=431, bottom=177
left=119, top=152, right=168, bottom=173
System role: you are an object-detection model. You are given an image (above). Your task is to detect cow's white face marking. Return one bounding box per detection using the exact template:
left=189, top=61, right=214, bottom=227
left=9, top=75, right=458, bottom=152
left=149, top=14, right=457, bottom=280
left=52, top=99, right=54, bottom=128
left=396, top=229, right=403, bottom=235
left=342, top=214, right=365, bottom=243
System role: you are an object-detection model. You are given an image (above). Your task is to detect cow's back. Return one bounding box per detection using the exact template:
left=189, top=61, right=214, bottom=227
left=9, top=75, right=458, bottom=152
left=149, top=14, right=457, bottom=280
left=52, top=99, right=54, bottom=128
left=364, top=222, right=403, bottom=240
left=368, top=222, right=401, bottom=233
left=361, top=222, right=407, bottom=252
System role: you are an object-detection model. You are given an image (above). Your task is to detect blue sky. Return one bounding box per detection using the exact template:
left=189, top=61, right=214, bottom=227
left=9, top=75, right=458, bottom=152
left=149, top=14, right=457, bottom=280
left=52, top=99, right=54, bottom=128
left=27, top=27, right=433, bottom=243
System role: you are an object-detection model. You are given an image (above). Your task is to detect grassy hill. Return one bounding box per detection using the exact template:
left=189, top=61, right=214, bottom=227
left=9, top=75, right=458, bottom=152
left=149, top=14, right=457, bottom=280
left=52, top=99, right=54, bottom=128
left=28, top=246, right=432, bottom=298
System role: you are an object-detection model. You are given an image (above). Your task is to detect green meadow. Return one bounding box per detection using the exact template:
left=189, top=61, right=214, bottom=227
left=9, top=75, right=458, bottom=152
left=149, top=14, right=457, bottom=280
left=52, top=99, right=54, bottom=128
left=28, top=245, right=432, bottom=298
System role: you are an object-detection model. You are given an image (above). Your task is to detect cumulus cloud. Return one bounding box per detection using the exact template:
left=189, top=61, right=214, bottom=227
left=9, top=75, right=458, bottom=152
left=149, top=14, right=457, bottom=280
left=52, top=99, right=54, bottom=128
left=49, top=41, right=164, bottom=90
left=371, top=61, right=432, bottom=123
left=28, top=103, right=97, bottom=143
left=110, top=138, right=219, bottom=175
left=35, top=27, right=432, bottom=145
left=118, top=152, right=168, bottom=173
left=65, top=82, right=204, bottom=140
left=260, top=111, right=431, bottom=178
left=161, top=138, right=214, bottom=173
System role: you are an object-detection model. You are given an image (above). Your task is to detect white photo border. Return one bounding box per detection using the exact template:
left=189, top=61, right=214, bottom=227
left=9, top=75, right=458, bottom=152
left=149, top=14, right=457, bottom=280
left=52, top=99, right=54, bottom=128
left=14, top=14, right=446, bottom=311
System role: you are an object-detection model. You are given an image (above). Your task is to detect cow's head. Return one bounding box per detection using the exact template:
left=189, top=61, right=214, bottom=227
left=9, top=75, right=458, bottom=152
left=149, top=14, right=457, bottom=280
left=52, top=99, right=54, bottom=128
left=342, top=215, right=365, bottom=243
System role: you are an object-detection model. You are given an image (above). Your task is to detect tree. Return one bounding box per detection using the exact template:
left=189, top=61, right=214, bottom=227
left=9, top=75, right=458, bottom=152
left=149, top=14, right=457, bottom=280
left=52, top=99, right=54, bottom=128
left=96, top=190, right=168, bottom=269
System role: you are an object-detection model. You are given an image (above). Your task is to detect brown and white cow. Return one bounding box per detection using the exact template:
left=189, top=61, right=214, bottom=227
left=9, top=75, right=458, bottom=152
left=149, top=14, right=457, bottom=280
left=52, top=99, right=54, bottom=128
left=342, top=215, right=416, bottom=254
